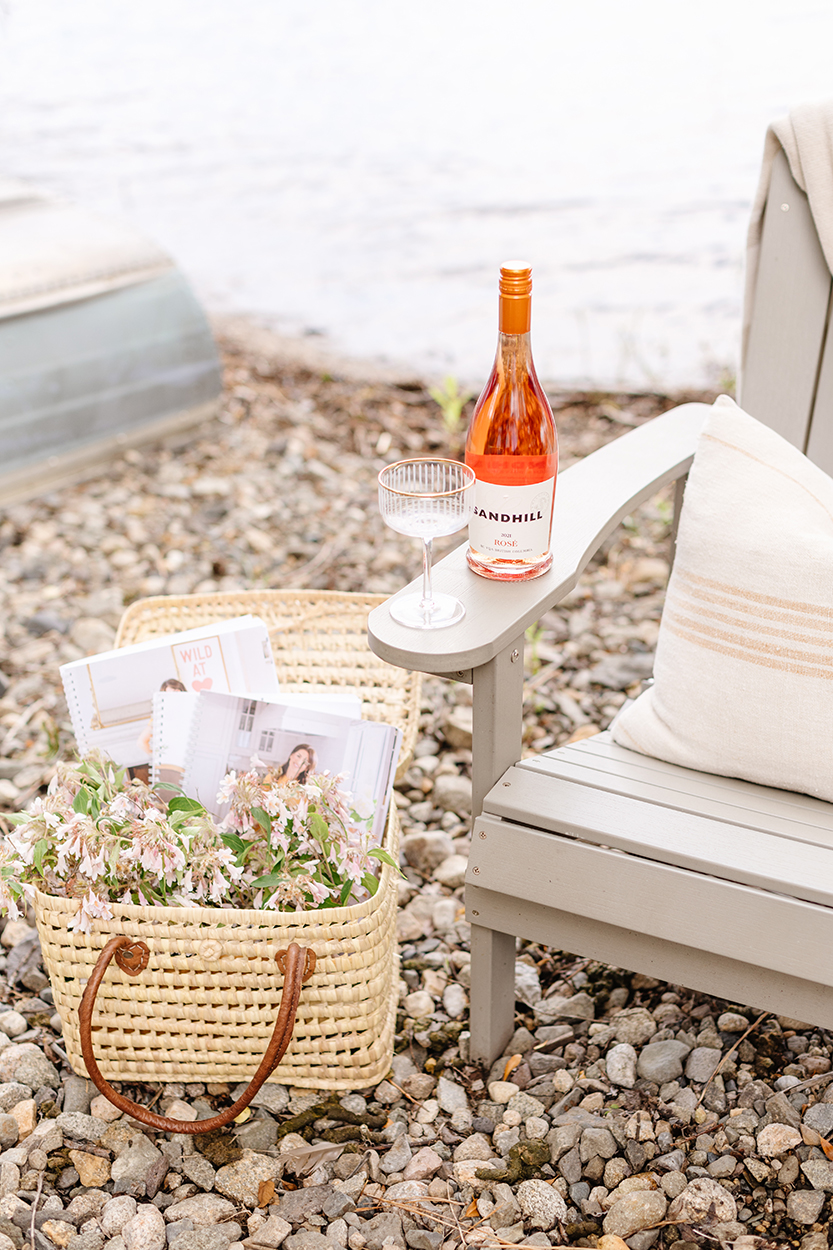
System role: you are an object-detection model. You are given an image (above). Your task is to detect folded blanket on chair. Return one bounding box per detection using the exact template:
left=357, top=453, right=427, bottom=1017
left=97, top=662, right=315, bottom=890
left=742, top=99, right=833, bottom=372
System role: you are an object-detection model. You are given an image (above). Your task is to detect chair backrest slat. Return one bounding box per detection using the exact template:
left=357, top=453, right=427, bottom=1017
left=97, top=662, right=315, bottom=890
left=740, top=148, right=833, bottom=462
left=803, top=293, right=833, bottom=474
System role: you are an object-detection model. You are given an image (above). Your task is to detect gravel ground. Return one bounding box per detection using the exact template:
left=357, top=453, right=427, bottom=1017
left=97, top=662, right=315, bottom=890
left=0, top=328, right=829, bottom=1249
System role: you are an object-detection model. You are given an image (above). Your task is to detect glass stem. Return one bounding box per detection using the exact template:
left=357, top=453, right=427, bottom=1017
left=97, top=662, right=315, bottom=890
left=421, top=537, right=434, bottom=610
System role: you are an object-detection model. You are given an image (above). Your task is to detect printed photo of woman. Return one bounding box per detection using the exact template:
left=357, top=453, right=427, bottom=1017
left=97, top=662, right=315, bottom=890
left=267, top=743, right=316, bottom=786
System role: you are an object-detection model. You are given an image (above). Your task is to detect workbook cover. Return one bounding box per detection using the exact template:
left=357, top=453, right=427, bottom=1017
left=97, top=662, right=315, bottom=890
left=151, top=689, right=363, bottom=791
left=60, top=615, right=279, bottom=778
left=181, top=692, right=401, bottom=847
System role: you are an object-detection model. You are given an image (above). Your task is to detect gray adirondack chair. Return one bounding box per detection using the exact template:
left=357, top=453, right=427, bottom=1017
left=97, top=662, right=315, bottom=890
left=368, top=145, right=833, bottom=1065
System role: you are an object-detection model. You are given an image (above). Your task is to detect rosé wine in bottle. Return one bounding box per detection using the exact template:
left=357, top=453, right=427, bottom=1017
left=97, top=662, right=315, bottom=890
left=465, top=263, right=558, bottom=580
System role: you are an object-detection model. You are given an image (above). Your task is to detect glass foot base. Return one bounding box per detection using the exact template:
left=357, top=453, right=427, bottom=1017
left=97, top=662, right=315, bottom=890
left=389, top=592, right=465, bottom=630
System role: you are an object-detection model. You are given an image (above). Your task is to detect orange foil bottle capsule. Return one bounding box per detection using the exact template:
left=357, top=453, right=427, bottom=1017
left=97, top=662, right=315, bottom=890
left=465, top=264, right=558, bottom=580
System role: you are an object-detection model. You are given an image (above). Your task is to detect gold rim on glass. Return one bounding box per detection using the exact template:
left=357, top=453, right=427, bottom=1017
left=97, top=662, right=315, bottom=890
left=377, top=458, right=475, bottom=498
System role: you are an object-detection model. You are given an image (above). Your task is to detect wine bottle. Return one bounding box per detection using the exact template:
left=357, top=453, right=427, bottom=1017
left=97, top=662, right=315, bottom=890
left=465, top=263, right=558, bottom=580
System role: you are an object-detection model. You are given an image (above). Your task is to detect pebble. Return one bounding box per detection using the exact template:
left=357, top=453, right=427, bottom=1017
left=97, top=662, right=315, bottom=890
left=757, top=1123, right=802, bottom=1156
left=684, top=1046, right=722, bottom=1083
left=164, top=1197, right=236, bottom=1227
left=0, top=1013, right=26, bottom=1039
left=123, top=1205, right=166, bottom=1250
left=666, top=1177, right=738, bottom=1223
left=435, top=1076, right=468, bottom=1114
left=605, top=1042, right=637, bottom=1088
left=637, top=1038, right=691, bottom=1083
left=69, top=1151, right=112, bottom=1188
left=214, top=1152, right=280, bottom=1207
left=602, top=1190, right=667, bottom=1238
left=101, top=1197, right=139, bottom=1237
left=515, top=1179, right=567, bottom=1230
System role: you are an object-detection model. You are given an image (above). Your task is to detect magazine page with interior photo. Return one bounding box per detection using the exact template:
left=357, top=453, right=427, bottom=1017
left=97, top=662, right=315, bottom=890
left=60, top=615, right=279, bottom=780
left=181, top=692, right=401, bottom=846
left=151, top=689, right=364, bottom=791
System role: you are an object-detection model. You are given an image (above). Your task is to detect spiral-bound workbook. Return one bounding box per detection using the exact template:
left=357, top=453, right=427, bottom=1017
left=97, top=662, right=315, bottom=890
left=60, top=615, right=279, bottom=776
left=151, top=689, right=363, bottom=791
left=181, top=691, right=401, bottom=847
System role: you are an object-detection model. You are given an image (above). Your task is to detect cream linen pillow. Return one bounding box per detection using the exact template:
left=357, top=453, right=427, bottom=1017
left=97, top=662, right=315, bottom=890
left=611, top=394, right=833, bottom=802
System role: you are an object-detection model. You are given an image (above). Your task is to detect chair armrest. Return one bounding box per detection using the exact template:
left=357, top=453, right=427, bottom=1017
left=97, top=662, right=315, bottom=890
left=367, top=401, right=709, bottom=675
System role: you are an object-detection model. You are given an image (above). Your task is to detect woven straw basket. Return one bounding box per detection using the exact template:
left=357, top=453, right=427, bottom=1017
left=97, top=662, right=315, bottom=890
left=35, top=590, right=419, bottom=1091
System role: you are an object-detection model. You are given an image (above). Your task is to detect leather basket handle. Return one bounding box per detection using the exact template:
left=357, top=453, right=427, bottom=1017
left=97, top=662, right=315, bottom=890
left=78, top=935, right=315, bottom=1134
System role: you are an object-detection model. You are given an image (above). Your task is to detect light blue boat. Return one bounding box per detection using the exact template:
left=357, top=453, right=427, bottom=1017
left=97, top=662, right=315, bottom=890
left=0, top=181, right=221, bottom=503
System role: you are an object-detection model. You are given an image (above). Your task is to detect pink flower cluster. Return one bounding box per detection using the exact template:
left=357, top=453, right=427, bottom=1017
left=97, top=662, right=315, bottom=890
left=1, top=751, right=394, bottom=932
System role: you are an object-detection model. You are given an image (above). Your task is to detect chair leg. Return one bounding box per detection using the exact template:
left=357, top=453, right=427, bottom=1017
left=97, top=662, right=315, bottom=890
left=469, top=923, right=515, bottom=1067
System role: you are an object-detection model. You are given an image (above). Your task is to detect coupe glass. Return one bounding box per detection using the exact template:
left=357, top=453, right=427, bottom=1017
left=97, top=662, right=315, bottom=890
left=378, top=458, right=475, bottom=629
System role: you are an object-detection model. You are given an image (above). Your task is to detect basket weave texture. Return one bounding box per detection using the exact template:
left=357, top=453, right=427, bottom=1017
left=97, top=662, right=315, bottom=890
left=35, top=590, right=415, bottom=1089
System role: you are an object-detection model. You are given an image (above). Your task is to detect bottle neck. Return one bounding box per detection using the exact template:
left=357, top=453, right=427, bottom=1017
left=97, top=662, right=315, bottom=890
left=493, top=330, right=534, bottom=379
left=499, top=291, right=531, bottom=335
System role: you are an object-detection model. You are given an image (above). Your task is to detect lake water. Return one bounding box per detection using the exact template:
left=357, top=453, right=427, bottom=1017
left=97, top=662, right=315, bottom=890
left=0, top=0, right=832, bottom=390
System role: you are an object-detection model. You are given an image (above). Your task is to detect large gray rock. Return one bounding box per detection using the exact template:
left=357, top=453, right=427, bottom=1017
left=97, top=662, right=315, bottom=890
left=606, top=1042, right=638, bottom=1088
left=163, top=1197, right=237, bottom=1227
left=800, top=1158, right=833, bottom=1191
left=513, top=962, right=542, bottom=1008
left=401, top=833, right=455, bottom=876
left=166, top=1232, right=230, bottom=1250
left=122, top=1206, right=166, bottom=1250
left=180, top=1155, right=216, bottom=1192
left=111, top=1136, right=165, bottom=1198
left=516, top=1179, right=567, bottom=1230
left=243, top=1216, right=290, bottom=1247
left=282, top=1234, right=330, bottom=1250
left=359, top=1213, right=404, bottom=1250
left=0, top=1083, right=31, bottom=1113
left=787, top=1189, right=826, bottom=1224
left=431, top=773, right=472, bottom=815
left=0, top=1043, right=59, bottom=1089
left=0, top=1117, right=17, bottom=1151
left=535, top=991, right=595, bottom=1024
left=603, top=1190, right=668, bottom=1238
left=666, top=1178, right=737, bottom=1223
left=56, top=1113, right=106, bottom=1144
left=611, top=1009, right=657, bottom=1047
left=803, top=1103, right=833, bottom=1138
left=436, top=1076, right=469, bottom=1114
left=685, top=1047, right=722, bottom=1084
left=229, top=1083, right=289, bottom=1115
left=579, top=1126, right=618, bottom=1161
left=62, top=1077, right=94, bottom=1116
left=213, top=1151, right=280, bottom=1208
left=100, top=1198, right=138, bottom=1239
left=272, top=1186, right=331, bottom=1225
left=637, top=1039, right=691, bottom=1084
left=380, top=1134, right=412, bottom=1175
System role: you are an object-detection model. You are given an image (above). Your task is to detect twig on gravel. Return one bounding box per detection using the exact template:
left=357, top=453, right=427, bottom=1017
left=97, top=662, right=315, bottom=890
left=773, top=1069, right=833, bottom=1096
left=385, top=1079, right=421, bottom=1105
left=29, top=1172, right=44, bottom=1250
left=695, top=1010, right=768, bottom=1109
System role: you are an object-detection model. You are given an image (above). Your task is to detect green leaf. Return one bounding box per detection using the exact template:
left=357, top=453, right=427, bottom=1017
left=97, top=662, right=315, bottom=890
left=250, top=806, right=272, bottom=835
left=361, top=871, right=379, bottom=897
left=32, top=840, right=49, bottom=873
left=168, top=796, right=206, bottom=814
left=338, top=880, right=353, bottom=906
left=250, top=871, right=285, bottom=889
left=72, top=788, right=91, bottom=815
left=369, top=848, right=397, bottom=867
left=309, top=811, right=329, bottom=844
left=220, top=833, right=246, bottom=855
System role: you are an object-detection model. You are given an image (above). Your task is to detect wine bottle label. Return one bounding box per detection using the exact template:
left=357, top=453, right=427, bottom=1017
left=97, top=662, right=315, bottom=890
left=468, top=477, right=555, bottom=559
